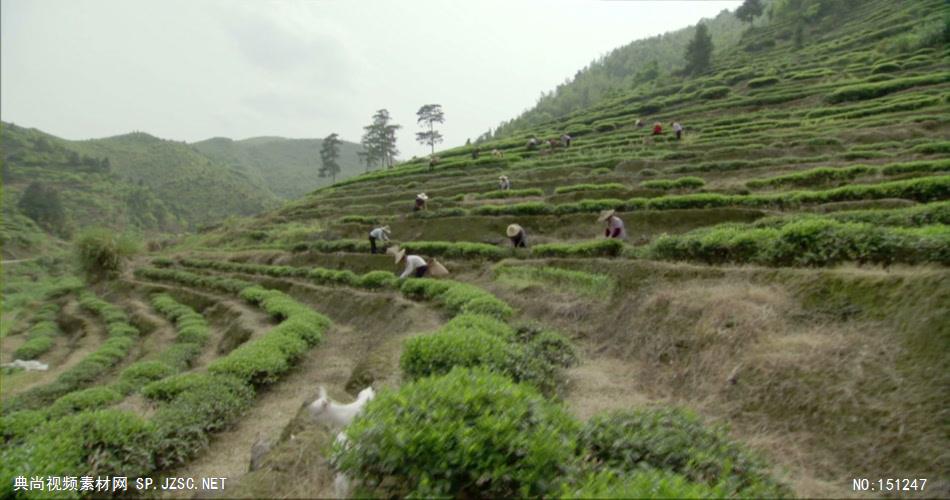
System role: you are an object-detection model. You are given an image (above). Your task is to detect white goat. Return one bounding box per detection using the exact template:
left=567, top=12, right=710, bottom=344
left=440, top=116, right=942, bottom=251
left=308, top=385, right=375, bottom=429
left=2, top=359, right=49, bottom=371
left=333, top=432, right=352, bottom=498
left=307, top=386, right=375, bottom=498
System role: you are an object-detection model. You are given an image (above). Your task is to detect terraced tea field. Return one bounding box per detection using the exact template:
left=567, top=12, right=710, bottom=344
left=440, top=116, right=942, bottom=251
left=2, top=0, right=948, bottom=497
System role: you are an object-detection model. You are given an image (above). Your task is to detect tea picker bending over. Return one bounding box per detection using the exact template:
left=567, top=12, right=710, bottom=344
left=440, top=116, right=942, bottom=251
left=507, top=224, right=527, bottom=248
left=414, top=193, right=429, bottom=211
left=368, top=225, right=390, bottom=254
left=396, top=248, right=429, bottom=278
left=599, top=210, right=627, bottom=239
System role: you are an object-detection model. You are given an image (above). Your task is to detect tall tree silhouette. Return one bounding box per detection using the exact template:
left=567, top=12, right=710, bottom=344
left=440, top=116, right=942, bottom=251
left=415, top=104, right=445, bottom=155
left=318, top=133, right=342, bottom=184
left=684, top=23, right=714, bottom=75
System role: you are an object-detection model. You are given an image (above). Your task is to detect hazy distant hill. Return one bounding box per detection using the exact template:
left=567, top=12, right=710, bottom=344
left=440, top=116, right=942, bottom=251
left=0, top=123, right=280, bottom=241
left=192, top=135, right=365, bottom=199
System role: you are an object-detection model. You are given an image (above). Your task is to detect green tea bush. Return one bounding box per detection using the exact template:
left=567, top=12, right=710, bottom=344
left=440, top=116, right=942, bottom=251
left=401, top=328, right=510, bottom=379
left=747, top=76, right=780, bottom=88
left=150, top=373, right=254, bottom=468
left=699, top=86, right=731, bottom=99
left=911, top=141, right=950, bottom=155
left=639, top=168, right=659, bottom=177
left=48, top=387, right=123, bottom=418
left=641, top=177, right=706, bottom=190
left=333, top=368, right=580, bottom=498
left=562, top=469, right=723, bottom=499
left=553, top=198, right=625, bottom=215
left=472, top=201, right=551, bottom=216
left=442, top=313, right=515, bottom=340
left=309, top=239, right=370, bottom=253
left=579, top=408, right=790, bottom=497
left=151, top=257, right=175, bottom=267
left=532, top=239, right=625, bottom=258
left=13, top=318, right=60, bottom=359
left=116, top=361, right=179, bottom=392
left=554, top=183, right=625, bottom=194
left=788, top=68, right=833, bottom=80
left=357, top=270, right=399, bottom=289
left=495, top=265, right=615, bottom=299
left=340, top=215, right=382, bottom=224
left=4, top=292, right=140, bottom=413
left=826, top=201, right=950, bottom=226
left=475, top=188, right=544, bottom=199
left=827, top=73, right=950, bottom=103
left=646, top=218, right=949, bottom=266
left=402, top=241, right=506, bottom=260
left=746, top=165, right=874, bottom=189
left=0, top=410, right=157, bottom=485
left=880, top=158, right=950, bottom=176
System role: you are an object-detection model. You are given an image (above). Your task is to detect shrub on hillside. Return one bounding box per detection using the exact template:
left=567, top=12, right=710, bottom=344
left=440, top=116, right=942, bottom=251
left=880, top=159, right=950, bottom=176
left=399, top=278, right=513, bottom=319
left=747, top=76, right=780, bottom=88
left=475, top=188, right=544, bottom=200
left=554, top=183, right=625, bottom=194
left=641, top=177, right=706, bottom=190
left=553, top=199, right=625, bottom=215
left=746, top=165, right=874, bottom=189
left=48, top=387, right=124, bottom=417
left=401, top=240, right=506, bottom=260
left=827, top=73, right=950, bottom=103
left=150, top=373, right=254, bottom=468
left=579, top=408, right=791, bottom=497
left=472, top=201, right=551, bottom=216
left=699, top=86, right=731, bottom=99
left=911, top=141, right=950, bottom=155
left=0, top=410, right=156, bottom=488
left=532, top=239, right=625, bottom=258
left=645, top=217, right=949, bottom=267
left=401, top=328, right=510, bottom=380
left=74, top=227, right=140, bottom=280
left=333, top=368, right=580, bottom=498
left=562, top=470, right=723, bottom=499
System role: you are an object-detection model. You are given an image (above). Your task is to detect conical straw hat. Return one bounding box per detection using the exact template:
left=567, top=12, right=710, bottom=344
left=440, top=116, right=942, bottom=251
left=393, top=248, right=406, bottom=264
left=597, top=209, right=616, bottom=223
left=506, top=224, right=523, bottom=238
left=381, top=225, right=391, bottom=234
left=417, top=193, right=429, bottom=200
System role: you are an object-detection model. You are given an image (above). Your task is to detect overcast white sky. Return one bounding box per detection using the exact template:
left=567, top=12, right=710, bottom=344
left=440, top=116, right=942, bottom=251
left=1, top=0, right=739, bottom=158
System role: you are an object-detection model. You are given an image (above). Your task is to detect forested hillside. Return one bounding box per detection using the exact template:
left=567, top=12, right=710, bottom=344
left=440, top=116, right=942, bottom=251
left=1, top=123, right=366, bottom=257
left=192, top=136, right=364, bottom=199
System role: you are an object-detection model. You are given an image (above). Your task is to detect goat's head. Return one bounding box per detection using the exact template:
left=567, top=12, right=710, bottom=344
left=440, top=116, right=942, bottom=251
left=356, top=386, right=376, bottom=403
left=308, top=386, right=330, bottom=416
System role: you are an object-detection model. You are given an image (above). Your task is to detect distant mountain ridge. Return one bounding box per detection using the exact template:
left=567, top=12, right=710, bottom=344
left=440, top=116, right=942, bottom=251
left=0, top=122, right=365, bottom=251
left=192, top=135, right=365, bottom=199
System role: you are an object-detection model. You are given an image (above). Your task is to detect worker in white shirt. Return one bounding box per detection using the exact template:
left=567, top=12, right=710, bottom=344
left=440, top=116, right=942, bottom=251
left=368, top=225, right=391, bottom=254
left=395, top=248, right=429, bottom=278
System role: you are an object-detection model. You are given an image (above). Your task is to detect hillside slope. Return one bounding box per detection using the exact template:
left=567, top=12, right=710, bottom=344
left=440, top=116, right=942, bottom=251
left=192, top=136, right=365, bottom=199
left=165, top=0, right=947, bottom=495
left=2, top=0, right=947, bottom=498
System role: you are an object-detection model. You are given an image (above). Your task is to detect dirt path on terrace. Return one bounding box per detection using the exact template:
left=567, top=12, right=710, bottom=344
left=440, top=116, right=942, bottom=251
left=162, top=323, right=358, bottom=499
left=123, top=297, right=180, bottom=362
left=1, top=301, right=107, bottom=398
left=119, top=277, right=276, bottom=370
left=156, top=280, right=443, bottom=498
